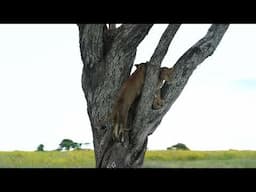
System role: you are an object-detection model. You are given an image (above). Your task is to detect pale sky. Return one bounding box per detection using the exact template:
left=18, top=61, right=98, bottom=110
left=0, top=24, right=255, bottom=151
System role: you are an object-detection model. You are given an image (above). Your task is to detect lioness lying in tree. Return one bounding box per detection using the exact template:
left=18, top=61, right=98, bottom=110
left=152, top=67, right=174, bottom=110
left=112, top=62, right=147, bottom=141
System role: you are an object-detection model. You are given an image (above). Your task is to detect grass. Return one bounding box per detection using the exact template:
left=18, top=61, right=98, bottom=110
left=144, top=150, right=256, bottom=168
left=0, top=150, right=95, bottom=168
left=0, top=149, right=256, bottom=168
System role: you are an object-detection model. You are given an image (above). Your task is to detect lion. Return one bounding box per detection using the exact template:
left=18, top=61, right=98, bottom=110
left=112, top=62, right=147, bottom=142
left=152, top=67, right=174, bottom=110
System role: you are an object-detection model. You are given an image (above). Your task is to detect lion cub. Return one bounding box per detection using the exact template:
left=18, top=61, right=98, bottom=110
left=112, top=63, right=147, bottom=141
left=152, top=67, right=174, bottom=110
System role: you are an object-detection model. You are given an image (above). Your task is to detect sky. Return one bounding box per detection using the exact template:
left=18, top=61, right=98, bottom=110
left=0, top=24, right=255, bottom=151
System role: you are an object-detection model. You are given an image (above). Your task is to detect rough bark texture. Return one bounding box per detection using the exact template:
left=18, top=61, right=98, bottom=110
left=78, top=24, right=229, bottom=168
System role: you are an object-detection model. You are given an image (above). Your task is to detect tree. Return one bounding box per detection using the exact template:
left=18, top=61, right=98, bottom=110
left=167, top=143, right=190, bottom=150
left=36, top=144, right=44, bottom=152
left=78, top=24, right=229, bottom=168
left=58, top=139, right=74, bottom=151
left=58, top=139, right=83, bottom=151
left=71, top=142, right=82, bottom=150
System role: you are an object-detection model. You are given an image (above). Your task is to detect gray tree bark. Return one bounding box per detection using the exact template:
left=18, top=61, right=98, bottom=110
left=78, top=24, right=229, bottom=168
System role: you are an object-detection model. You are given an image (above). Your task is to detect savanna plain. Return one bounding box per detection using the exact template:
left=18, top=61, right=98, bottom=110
left=1, top=150, right=256, bottom=168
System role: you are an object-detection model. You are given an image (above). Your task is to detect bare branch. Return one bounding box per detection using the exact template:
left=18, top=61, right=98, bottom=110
left=149, top=24, right=230, bottom=134
left=108, top=24, right=153, bottom=57
left=78, top=24, right=105, bottom=67
left=78, top=24, right=106, bottom=113
left=150, top=24, right=181, bottom=65
left=132, top=24, right=181, bottom=136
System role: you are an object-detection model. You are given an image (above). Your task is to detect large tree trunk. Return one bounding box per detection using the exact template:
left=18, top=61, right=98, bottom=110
left=78, top=24, right=229, bottom=168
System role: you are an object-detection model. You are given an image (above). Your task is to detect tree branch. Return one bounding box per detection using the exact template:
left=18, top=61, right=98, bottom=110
left=78, top=24, right=106, bottom=117
left=149, top=24, right=230, bottom=134
left=78, top=24, right=105, bottom=68
left=150, top=24, right=181, bottom=65
left=108, top=24, right=153, bottom=58
left=132, top=24, right=181, bottom=137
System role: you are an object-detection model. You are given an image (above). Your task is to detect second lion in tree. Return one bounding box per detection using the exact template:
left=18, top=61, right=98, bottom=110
left=152, top=67, right=174, bottom=110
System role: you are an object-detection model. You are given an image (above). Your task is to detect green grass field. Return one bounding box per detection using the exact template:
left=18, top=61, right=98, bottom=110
left=1, top=150, right=256, bottom=168
left=144, top=150, right=256, bottom=168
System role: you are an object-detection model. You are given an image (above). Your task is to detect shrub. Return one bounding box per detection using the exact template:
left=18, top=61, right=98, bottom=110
left=36, top=144, right=44, bottom=152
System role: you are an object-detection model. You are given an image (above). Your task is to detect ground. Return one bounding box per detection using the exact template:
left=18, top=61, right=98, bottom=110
left=1, top=150, right=256, bottom=168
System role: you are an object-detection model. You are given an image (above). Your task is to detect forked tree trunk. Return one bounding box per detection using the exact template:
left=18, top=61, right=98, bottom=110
left=78, top=24, right=229, bottom=168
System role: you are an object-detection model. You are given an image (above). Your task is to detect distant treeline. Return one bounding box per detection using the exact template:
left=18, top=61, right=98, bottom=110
left=36, top=139, right=90, bottom=152
left=37, top=141, right=190, bottom=152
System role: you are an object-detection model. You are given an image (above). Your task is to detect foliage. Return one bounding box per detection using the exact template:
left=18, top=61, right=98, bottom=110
left=58, top=139, right=84, bottom=151
left=36, top=144, right=44, bottom=152
left=167, top=143, right=190, bottom=150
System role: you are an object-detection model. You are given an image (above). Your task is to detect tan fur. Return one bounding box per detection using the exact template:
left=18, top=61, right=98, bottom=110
left=152, top=67, right=174, bottom=109
left=112, top=63, right=146, bottom=141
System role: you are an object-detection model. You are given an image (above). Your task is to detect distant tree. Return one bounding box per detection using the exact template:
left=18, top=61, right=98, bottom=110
left=167, top=143, right=190, bottom=150
left=36, top=144, right=44, bottom=152
left=58, top=139, right=84, bottom=151
left=72, top=142, right=82, bottom=150
left=58, top=139, right=74, bottom=150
